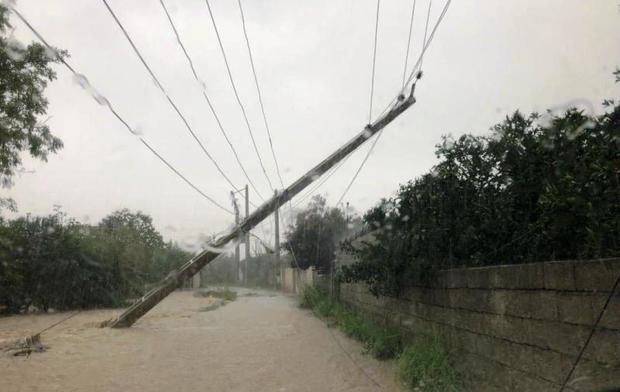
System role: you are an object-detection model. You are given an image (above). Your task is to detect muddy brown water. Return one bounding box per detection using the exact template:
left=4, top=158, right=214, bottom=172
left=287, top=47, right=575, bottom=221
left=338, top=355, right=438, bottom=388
left=0, top=289, right=405, bottom=391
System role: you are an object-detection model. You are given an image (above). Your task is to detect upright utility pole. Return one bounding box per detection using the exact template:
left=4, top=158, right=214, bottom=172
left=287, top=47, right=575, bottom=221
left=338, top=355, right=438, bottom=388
left=108, top=86, right=417, bottom=328
left=274, top=197, right=280, bottom=289
left=244, top=184, right=249, bottom=286
left=231, top=191, right=241, bottom=283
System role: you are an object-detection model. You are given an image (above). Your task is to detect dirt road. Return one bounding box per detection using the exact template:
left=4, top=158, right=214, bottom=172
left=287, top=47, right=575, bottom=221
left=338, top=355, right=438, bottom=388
left=0, top=289, right=405, bottom=392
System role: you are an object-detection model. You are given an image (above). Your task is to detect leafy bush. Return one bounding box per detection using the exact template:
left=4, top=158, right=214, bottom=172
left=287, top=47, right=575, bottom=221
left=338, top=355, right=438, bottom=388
left=399, top=339, right=459, bottom=392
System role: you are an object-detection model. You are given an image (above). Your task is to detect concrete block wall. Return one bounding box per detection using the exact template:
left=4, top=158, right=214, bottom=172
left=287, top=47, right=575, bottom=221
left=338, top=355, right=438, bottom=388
left=339, top=258, right=620, bottom=391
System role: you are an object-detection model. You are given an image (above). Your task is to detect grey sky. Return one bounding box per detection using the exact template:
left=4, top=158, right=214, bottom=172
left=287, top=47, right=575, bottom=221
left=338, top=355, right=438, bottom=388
left=4, top=0, right=620, bottom=250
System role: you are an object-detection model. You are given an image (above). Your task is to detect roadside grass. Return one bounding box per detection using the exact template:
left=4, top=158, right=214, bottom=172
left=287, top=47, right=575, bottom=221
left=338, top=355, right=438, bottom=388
left=399, top=339, right=459, bottom=392
left=301, top=286, right=459, bottom=391
left=301, top=286, right=401, bottom=359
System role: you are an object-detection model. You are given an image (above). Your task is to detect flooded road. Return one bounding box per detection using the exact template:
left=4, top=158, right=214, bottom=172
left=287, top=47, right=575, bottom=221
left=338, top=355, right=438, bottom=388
left=0, top=289, right=405, bottom=392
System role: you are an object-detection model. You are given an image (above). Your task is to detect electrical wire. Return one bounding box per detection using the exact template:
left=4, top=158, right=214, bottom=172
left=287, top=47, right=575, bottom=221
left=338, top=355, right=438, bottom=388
left=419, top=0, right=433, bottom=72
left=158, top=0, right=265, bottom=202
left=335, top=129, right=383, bottom=206
left=203, top=0, right=275, bottom=193
left=35, top=311, right=81, bottom=336
left=293, top=156, right=350, bottom=208
left=402, top=0, right=417, bottom=87
left=100, top=0, right=238, bottom=193
left=9, top=6, right=234, bottom=215
left=375, top=0, right=452, bottom=121
left=368, top=0, right=381, bottom=124
left=559, top=273, right=620, bottom=392
left=403, top=0, right=451, bottom=88
left=237, top=0, right=285, bottom=189
left=334, top=0, right=453, bottom=208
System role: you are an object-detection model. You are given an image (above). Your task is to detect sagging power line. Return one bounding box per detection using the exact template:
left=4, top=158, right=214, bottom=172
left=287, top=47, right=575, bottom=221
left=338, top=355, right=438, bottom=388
left=100, top=0, right=239, bottom=194
left=237, top=0, right=285, bottom=189
left=9, top=6, right=234, bottom=215
left=157, top=0, right=265, bottom=203
left=204, top=0, right=275, bottom=195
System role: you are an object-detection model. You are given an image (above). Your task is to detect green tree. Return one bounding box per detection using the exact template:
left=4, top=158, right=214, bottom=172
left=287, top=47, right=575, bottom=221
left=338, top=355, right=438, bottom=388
left=91, top=209, right=164, bottom=297
left=0, top=5, right=64, bottom=211
left=283, top=195, right=351, bottom=271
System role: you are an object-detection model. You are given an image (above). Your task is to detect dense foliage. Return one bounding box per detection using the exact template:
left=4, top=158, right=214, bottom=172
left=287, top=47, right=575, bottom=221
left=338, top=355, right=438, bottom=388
left=342, top=97, right=620, bottom=297
left=0, top=209, right=191, bottom=314
left=284, top=195, right=360, bottom=271
left=0, top=5, right=64, bottom=211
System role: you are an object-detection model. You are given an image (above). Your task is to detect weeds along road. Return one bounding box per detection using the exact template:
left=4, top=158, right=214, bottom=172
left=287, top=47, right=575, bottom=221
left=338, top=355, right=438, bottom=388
left=0, top=289, right=405, bottom=392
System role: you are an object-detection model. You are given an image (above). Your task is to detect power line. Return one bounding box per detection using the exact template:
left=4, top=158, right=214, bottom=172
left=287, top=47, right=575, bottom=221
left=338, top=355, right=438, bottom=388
left=9, top=6, right=234, bottom=215
left=368, top=0, right=381, bottom=124
left=203, top=0, right=275, bottom=193
left=334, top=0, right=453, bottom=207
left=419, top=0, right=433, bottom=71
left=335, top=130, right=383, bottom=207
left=559, top=273, right=620, bottom=391
left=158, top=0, right=265, bottom=202
left=293, top=156, right=349, bottom=208
left=402, top=0, right=417, bottom=87
left=139, top=140, right=234, bottom=213
left=237, top=0, right=285, bottom=189
left=374, top=0, right=452, bottom=122
left=334, top=0, right=383, bottom=210
left=100, top=0, right=239, bottom=192
left=403, top=0, right=451, bottom=88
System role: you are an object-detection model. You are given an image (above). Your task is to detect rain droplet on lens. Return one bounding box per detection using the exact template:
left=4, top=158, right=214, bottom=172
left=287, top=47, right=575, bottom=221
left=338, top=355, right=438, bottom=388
left=133, top=124, right=144, bottom=136
left=92, top=92, right=110, bottom=107
left=72, top=73, right=90, bottom=90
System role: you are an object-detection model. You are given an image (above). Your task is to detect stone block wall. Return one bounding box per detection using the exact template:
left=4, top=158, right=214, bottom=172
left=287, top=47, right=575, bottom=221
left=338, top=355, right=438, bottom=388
left=339, top=258, right=620, bottom=391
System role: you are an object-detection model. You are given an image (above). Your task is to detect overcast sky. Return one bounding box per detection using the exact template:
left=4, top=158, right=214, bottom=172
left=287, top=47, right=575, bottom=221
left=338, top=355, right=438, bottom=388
left=4, top=0, right=620, bottom=250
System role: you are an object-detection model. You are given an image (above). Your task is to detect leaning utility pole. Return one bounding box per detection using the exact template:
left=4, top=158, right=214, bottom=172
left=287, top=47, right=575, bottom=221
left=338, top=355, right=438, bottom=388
left=108, top=86, right=417, bottom=328
left=231, top=191, right=241, bottom=283
left=274, top=197, right=280, bottom=289
left=244, top=184, right=249, bottom=286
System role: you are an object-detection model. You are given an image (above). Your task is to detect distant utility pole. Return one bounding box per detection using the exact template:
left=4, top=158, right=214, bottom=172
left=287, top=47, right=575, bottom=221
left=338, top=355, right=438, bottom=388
left=108, top=85, right=417, bottom=328
left=274, top=195, right=280, bottom=289
left=231, top=191, right=241, bottom=283
left=244, top=184, right=249, bottom=286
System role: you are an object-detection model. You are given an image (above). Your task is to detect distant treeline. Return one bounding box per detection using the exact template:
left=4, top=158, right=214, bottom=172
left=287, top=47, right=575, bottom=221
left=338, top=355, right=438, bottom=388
left=342, top=99, right=620, bottom=297
left=0, top=209, right=191, bottom=314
